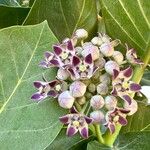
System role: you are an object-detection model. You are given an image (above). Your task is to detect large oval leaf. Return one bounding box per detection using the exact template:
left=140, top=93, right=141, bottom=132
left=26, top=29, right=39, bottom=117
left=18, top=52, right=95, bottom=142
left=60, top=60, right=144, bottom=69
left=100, top=0, right=150, bottom=55
left=0, top=5, right=30, bottom=29
left=0, top=21, right=66, bottom=150
left=23, top=0, right=98, bottom=41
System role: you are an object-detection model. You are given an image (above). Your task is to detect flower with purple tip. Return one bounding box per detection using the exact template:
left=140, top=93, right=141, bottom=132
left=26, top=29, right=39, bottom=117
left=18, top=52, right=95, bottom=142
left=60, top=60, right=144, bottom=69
left=111, top=67, right=141, bottom=104
left=68, top=54, right=98, bottom=80
left=105, top=107, right=130, bottom=133
left=59, top=106, right=93, bottom=138
left=126, top=45, right=143, bottom=65
left=31, top=80, right=63, bottom=101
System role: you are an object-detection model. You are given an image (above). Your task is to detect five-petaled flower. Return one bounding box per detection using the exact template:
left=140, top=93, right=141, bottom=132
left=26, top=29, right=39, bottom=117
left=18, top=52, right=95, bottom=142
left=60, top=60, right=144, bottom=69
left=59, top=106, right=93, bottom=138
left=112, top=67, right=141, bottom=104
left=31, top=80, right=63, bottom=101
left=68, top=54, right=98, bottom=80
left=105, top=107, right=130, bottom=133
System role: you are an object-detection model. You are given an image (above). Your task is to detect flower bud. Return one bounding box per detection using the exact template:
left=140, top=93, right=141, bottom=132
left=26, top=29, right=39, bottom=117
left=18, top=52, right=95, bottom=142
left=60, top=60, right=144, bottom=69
left=124, top=99, right=138, bottom=115
left=105, top=96, right=117, bottom=110
left=88, top=83, right=96, bottom=93
left=90, top=95, right=104, bottom=110
left=90, top=111, right=105, bottom=123
left=74, top=29, right=88, bottom=40
left=99, top=73, right=110, bottom=84
left=82, top=42, right=100, bottom=60
left=77, top=96, right=86, bottom=105
left=112, top=51, right=124, bottom=64
left=97, top=83, right=108, bottom=95
left=57, top=68, right=70, bottom=80
left=75, top=46, right=83, bottom=55
left=104, top=60, right=120, bottom=75
left=70, top=81, right=86, bottom=97
left=91, top=37, right=103, bottom=46
left=95, top=58, right=106, bottom=69
left=100, top=42, right=114, bottom=57
left=58, top=91, right=75, bottom=109
left=85, top=92, right=92, bottom=99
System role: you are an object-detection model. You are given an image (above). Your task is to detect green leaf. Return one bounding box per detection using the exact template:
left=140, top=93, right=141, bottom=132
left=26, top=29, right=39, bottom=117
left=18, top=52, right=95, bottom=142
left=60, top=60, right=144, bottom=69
left=47, top=129, right=94, bottom=150
left=23, top=0, right=98, bottom=41
left=0, top=0, right=21, bottom=6
left=141, top=70, right=150, bottom=85
left=100, top=0, right=150, bottom=56
left=122, top=103, right=150, bottom=133
left=29, top=0, right=34, bottom=7
left=87, top=141, right=111, bottom=150
left=88, top=132, right=150, bottom=150
left=0, top=5, right=30, bottom=29
left=0, top=21, right=66, bottom=150
left=116, top=132, right=150, bottom=150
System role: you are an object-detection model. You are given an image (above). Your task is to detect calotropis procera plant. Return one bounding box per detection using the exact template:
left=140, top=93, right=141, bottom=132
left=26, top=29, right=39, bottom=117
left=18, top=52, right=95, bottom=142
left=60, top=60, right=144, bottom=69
left=31, top=29, right=143, bottom=146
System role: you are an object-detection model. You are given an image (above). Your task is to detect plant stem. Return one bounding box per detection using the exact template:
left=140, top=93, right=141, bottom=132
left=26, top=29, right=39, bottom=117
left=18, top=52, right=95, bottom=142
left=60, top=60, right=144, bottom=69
left=103, top=44, right=150, bottom=147
left=94, top=124, right=104, bottom=144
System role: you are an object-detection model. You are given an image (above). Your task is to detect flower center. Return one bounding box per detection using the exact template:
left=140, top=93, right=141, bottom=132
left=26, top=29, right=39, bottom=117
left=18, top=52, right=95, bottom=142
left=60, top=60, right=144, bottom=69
left=113, top=115, right=119, bottom=123
left=122, top=81, right=129, bottom=89
left=73, top=120, right=80, bottom=127
left=79, top=64, right=87, bottom=72
left=61, top=51, right=69, bottom=60
left=55, top=84, right=61, bottom=91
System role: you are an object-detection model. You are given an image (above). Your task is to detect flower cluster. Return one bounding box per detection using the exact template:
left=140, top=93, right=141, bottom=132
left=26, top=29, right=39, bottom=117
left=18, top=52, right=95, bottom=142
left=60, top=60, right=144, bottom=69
left=31, top=29, right=142, bottom=138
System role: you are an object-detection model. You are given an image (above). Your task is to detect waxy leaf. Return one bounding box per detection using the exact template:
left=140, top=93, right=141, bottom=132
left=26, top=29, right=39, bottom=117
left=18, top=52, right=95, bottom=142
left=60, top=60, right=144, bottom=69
left=88, top=132, right=150, bottom=149
left=23, top=0, right=98, bottom=41
left=122, top=103, right=150, bottom=133
left=0, top=5, right=30, bottom=29
left=0, top=21, right=66, bottom=150
left=47, top=129, right=93, bottom=150
left=100, top=0, right=150, bottom=56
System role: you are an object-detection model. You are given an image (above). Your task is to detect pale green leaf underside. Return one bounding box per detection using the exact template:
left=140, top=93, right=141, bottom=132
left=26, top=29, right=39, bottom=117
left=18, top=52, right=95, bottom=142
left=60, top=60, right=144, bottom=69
left=101, top=0, right=150, bottom=56
left=0, top=22, right=66, bottom=150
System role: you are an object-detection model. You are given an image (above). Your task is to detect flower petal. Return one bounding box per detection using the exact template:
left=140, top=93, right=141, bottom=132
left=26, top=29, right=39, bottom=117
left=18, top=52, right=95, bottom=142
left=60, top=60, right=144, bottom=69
left=31, top=93, right=44, bottom=101
left=123, top=67, right=133, bottom=78
left=108, top=123, right=115, bottom=134
left=113, top=69, right=119, bottom=79
left=118, top=116, right=127, bottom=125
left=39, top=61, right=48, bottom=68
left=47, top=90, right=57, bottom=97
left=33, top=81, right=43, bottom=89
left=67, top=40, right=74, bottom=50
left=84, top=116, right=93, bottom=124
left=49, top=80, right=58, bottom=88
left=59, top=115, right=69, bottom=124
left=72, top=56, right=80, bottom=66
left=49, top=59, right=59, bottom=66
left=130, top=83, right=141, bottom=91
left=85, top=54, right=92, bottom=64
left=122, top=95, right=132, bottom=105
left=70, top=106, right=78, bottom=114
left=53, top=45, right=62, bottom=55
left=79, top=126, right=88, bottom=138
left=66, top=125, right=78, bottom=137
